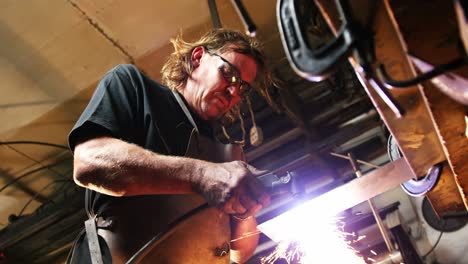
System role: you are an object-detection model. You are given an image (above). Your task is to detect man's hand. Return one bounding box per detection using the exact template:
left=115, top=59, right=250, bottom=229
left=196, top=161, right=270, bottom=217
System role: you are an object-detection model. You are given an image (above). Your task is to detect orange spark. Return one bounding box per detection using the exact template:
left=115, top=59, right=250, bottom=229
left=261, top=216, right=365, bottom=264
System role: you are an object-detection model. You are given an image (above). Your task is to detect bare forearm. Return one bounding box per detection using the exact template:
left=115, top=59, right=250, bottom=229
left=74, top=136, right=270, bottom=221
left=73, top=137, right=211, bottom=196
left=230, top=217, right=259, bottom=263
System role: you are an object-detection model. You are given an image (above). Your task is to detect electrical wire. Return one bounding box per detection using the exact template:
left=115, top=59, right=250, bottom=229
left=222, top=106, right=246, bottom=145
left=0, top=158, right=72, bottom=193
left=5, top=145, right=71, bottom=179
left=246, top=96, right=256, bottom=128
left=422, top=230, right=444, bottom=259
left=0, top=140, right=70, bottom=179
left=442, top=211, right=468, bottom=219
left=0, top=167, right=48, bottom=193
left=377, top=55, right=468, bottom=88
left=0, top=141, right=68, bottom=150
left=17, top=179, right=73, bottom=217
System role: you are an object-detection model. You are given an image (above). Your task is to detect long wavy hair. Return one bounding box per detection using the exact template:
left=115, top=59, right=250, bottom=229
left=161, top=28, right=274, bottom=122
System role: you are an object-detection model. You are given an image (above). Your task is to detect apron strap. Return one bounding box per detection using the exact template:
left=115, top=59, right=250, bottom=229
left=85, top=217, right=104, bottom=264
left=171, top=90, right=199, bottom=133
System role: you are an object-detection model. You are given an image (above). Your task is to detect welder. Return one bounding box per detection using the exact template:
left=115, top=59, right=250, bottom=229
left=67, top=28, right=271, bottom=264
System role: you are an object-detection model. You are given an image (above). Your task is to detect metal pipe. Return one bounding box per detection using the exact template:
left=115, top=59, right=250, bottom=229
left=347, top=153, right=396, bottom=253
left=230, top=0, right=256, bottom=36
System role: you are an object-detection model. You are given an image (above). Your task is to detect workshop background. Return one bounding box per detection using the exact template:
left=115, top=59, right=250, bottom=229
left=0, top=0, right=467, bottom=263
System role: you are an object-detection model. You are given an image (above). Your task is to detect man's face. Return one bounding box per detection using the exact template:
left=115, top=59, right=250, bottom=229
left=183, top=46, right=258, bottom=120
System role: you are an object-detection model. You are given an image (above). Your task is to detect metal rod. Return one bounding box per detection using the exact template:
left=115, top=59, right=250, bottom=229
left=347, top=153, right=395, bottom=253
left=207, top=0, right=222, bottom=29
left=230, top=0, right=256, bottom=36
left=368, top=77, right=404, bottom=118
left=330, top=152, right=381, bottom=169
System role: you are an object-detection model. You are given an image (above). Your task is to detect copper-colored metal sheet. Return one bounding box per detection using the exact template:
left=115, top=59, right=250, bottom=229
left=421, top=84, right=468, bottom=212
left=315, top=0, right=445, bottom=178
left=426, top=162, right=466, bottom=215
left=315, top=0, right=467, bottom=214
left=389, top=0, right=468, bottom=212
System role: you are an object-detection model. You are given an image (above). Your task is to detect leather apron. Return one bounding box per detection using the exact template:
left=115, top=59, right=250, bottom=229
left=95, top=92, right=244, bottom=264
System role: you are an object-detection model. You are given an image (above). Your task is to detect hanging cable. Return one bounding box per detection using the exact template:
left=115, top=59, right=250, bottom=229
left=5, top=145, right=71, bottom=179
left=246, top=96, right=257, bottom=129
left=0, top=141, right=68, bottom=149
left=0, top=158, right=72, bottom=193
left=17, top=179, right=73, bottom=217
left=246, top=96, right=263, bottom=146
left=422, top=231, right=444, bottom=259
left=222, top=106, right=246, bottom=145
left=377, top=55, right=468, bottom=88
left=442, top=211, right=468, bottom=219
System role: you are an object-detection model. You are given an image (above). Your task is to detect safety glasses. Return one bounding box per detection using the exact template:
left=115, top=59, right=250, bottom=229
left=206, top=50, right=253, bottom=96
